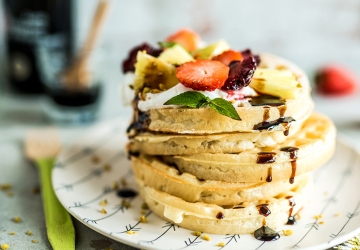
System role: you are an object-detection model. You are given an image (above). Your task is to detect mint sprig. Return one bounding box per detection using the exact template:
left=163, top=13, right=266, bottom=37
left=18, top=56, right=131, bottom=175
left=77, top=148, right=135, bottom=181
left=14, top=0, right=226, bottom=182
left=164, top=91, right=241, bottom=120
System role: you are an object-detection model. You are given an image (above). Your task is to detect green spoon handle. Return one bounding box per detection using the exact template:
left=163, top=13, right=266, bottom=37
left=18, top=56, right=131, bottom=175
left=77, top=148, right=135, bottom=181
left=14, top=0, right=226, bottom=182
left=37, top=158, right=75, bottom=250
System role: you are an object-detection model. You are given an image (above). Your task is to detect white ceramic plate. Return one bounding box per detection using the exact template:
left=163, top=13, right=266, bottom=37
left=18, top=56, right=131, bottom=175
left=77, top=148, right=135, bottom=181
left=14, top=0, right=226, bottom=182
left=53, top=119, right=360, bottom=250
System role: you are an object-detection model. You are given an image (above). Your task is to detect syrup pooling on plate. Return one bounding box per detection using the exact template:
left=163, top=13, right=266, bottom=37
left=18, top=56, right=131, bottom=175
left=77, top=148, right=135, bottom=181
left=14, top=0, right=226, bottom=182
left=254, top=225, right=281, bottom=242
left=254, top=218, right=280, bottom=242
left=117, top=188, right=138, bottom=198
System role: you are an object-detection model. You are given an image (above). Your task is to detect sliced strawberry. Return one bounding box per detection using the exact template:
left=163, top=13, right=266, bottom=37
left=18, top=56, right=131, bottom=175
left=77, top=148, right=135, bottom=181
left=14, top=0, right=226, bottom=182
left=166, top=28, right=201, bottom=52
left=212, top=50, right=243, bottom=65
left=315, top=65, right=357, bottom=95
left=176, top=60, right=229, bottom=91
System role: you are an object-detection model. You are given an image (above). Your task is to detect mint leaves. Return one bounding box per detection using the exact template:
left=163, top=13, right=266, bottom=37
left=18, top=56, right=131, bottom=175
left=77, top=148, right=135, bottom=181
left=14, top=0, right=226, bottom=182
left=164, top=91, right=241, bottom=120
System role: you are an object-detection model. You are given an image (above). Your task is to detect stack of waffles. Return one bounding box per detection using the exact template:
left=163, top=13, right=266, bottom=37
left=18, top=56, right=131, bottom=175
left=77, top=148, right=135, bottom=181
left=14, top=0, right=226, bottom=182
left=123, top=30, right=336, bottom=235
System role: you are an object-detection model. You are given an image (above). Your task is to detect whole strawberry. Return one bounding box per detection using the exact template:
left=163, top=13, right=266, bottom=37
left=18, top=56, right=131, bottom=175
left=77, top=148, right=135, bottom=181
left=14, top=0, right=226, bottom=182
left=315, top=65, right=358, bottom=95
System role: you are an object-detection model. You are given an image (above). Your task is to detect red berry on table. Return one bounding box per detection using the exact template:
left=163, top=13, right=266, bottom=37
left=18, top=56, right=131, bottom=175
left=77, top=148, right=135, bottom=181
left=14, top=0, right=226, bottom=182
left=175, top=60, right=230, bottom=91
left=166, top=28, right=201, bottom=52
left=212, top=50, right=243, bottom=65
left=315, top=65, right=357, bottom=95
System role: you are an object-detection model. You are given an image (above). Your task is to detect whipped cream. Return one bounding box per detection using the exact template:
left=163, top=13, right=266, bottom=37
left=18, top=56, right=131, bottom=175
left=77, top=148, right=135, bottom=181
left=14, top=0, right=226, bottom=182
left=121, top=72, right=257, bottom=112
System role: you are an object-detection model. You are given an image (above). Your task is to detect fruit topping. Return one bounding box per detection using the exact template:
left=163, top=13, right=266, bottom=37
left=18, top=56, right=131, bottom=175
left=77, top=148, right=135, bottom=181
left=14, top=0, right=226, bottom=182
left=241, top=49, right=261, bottom=65
left=166, top=28, right=201, bottom=52
left=134, top=51, right=178, bottom=93
left=122, top=43, right=162, bottom=73
left=221, top=56, right=257, bottom=91
left=158, top=44, right=195, bottom=65
left=192, top=40, right=230, bottom=60
left=250, top=68, right=302, bottom=99
left=212, top=50, right=243, bottom=65
left=315, top=65, right=357, bottom=95
left=175, top=60, right=230, bottom=91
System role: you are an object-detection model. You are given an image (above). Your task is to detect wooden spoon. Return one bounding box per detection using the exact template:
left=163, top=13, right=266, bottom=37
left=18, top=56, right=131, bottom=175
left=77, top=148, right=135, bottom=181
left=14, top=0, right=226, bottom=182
left=61, top=0, right=110, bottom=91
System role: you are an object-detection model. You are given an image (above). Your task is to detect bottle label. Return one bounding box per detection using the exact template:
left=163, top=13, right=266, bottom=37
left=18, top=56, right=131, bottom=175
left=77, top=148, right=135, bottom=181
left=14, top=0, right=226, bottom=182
left=9, top=11, right=49, bottom=44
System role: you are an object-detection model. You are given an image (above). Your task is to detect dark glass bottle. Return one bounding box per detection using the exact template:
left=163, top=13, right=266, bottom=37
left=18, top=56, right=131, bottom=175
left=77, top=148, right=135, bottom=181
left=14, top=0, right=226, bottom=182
left=4, top=0, right=72, bottom=93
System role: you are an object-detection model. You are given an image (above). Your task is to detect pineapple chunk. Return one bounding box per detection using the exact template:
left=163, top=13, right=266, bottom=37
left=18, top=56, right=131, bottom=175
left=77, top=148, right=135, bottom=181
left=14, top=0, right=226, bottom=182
left=134, top=51, right=179, bottom=93
left=250, top=68, right=302, bottom=99
left=158, top=44, right=194, bottom=65
left=253, top=68, right=294, bottom=78
left=192, top=39, right=230, bottom=59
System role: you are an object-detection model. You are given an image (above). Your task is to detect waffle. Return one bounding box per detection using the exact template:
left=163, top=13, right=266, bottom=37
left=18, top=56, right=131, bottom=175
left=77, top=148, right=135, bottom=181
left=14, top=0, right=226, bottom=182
left=136, top=173, right=311, bottom=234
left=131, top=154, right=310, bottom=206
left=162, top=113, right=336, bottom=182
left=128, top=116, right=304, bottom=155
left=143, top=53, right=313, bottom=134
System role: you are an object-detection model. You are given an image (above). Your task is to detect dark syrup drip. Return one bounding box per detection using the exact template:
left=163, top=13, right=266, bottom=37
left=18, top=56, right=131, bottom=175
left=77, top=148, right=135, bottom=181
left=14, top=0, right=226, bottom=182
left=280, top=147, right=299, bottom=184
left=287, top=216, right=296, bottom=225
left=127, top=150, right=140, bottom=160
left=233, top=205, right=245, bottom=209
left=257, top=152, right=276, bottom=164
left=117, top=188, right=138, bottom=198
left=289, top=162, right=296, bottom=184
left=266, top=167, right=272, bottom=182
left=282, top=122, right=291, bottom=136
left=263, top=106, right=270, bottom=122
left=249, top=95, right=285, bottom=106
left=250, top=95, right=293, bottom=136
left=216, top=211, right=225, bottom=219
left=278, top=105, right=287, bottom=118
left=127, top=95, right=151, bottom=138
left=253, top=117, right=295, bottom=132
left=285, top=196, right=297, bottom=225
left=256, top=204, right=271, bottom=217
left=254, top=226, right=280, bottom=241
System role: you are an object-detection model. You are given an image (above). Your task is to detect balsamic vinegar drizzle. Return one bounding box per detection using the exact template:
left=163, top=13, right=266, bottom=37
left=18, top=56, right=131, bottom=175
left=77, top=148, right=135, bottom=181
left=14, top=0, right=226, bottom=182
left=254, top=218, right=280, bottom=241
left=280, top=147, right=299, bottom=184
left=257, top=204, right=271, bottom=217
left=253, top=117, right=295, bottom=135
left=232, top=205, right=245, bottom=209
left=216, top=211, right=225, bottom=219
left=286, top=196, right=297, bottom=225
left=117, top=188, right=138, bottom=198
left=254, top=226, right=281, bottom=241
left=250, top=95, right=295, bottom=136
left=263, top=106, right=270, bottom=122
left=249, top=95, right=285, bottom=107
left=266, top=167, right=273, bottom=182
left=257, top=152, right=276, bottom=164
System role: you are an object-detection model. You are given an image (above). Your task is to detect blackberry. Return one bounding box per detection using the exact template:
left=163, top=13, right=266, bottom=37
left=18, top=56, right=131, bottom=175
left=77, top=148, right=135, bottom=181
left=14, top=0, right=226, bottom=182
left=122, top=43, right=162, bottom=73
